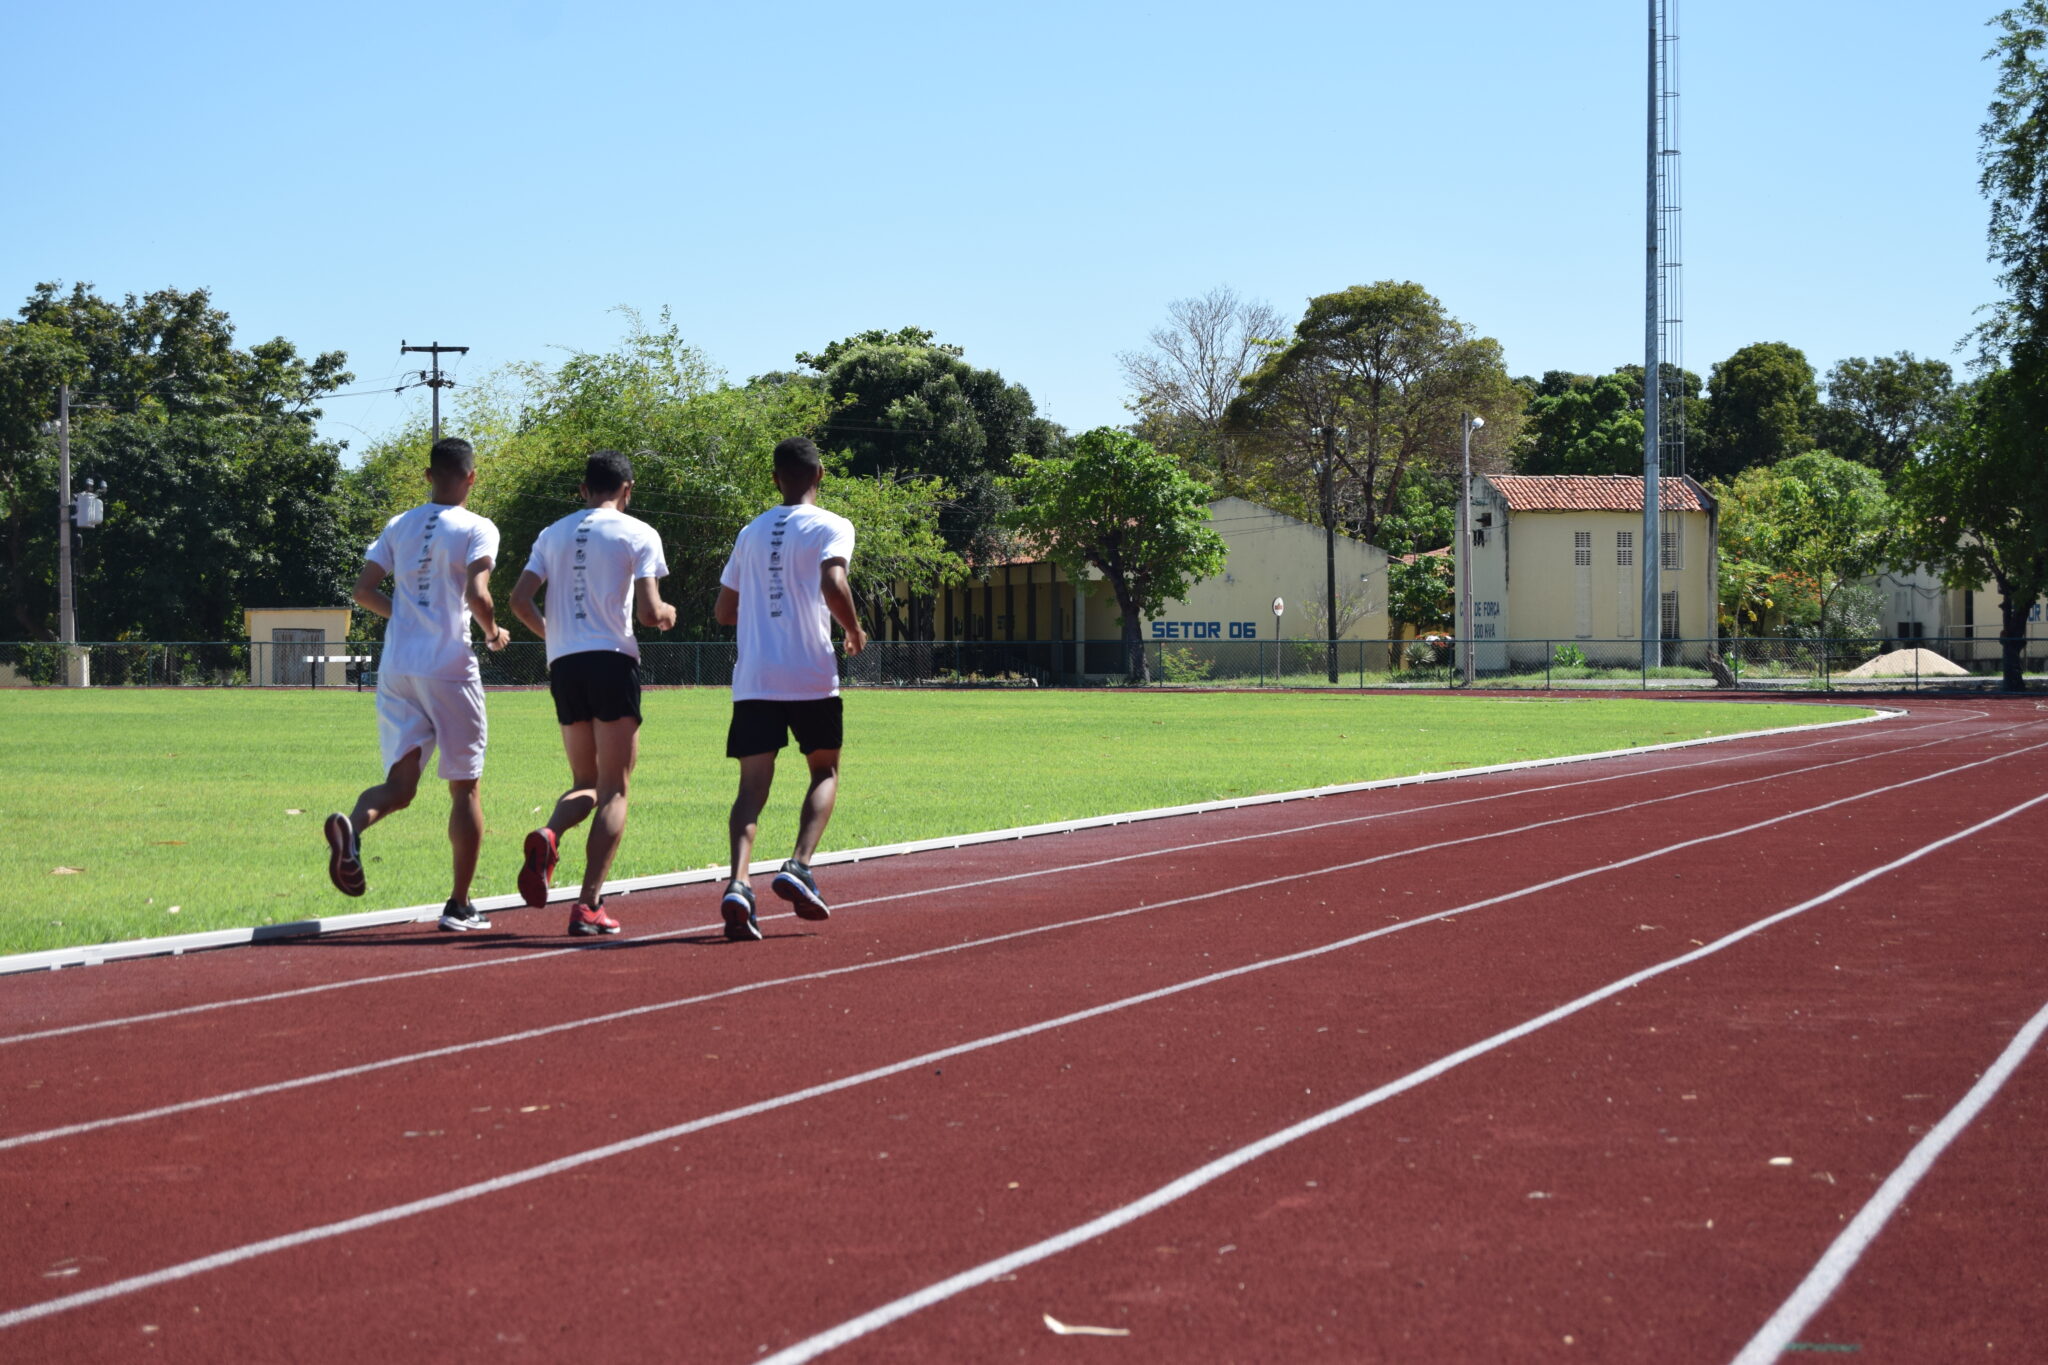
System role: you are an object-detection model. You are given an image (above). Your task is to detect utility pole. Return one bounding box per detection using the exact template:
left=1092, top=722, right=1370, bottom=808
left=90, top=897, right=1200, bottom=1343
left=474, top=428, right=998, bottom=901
left=1317, top=425, right=1339, bottom=685
left=400, top=340, right=469, bottom=443
left=1459, top=413, right=1484, bottom=686
left=57, top=382, right=76, bottom=685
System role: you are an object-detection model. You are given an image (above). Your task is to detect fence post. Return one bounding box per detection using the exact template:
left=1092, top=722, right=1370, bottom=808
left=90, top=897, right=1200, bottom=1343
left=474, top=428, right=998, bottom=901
left=1545, top=640, right=1552, bottom=691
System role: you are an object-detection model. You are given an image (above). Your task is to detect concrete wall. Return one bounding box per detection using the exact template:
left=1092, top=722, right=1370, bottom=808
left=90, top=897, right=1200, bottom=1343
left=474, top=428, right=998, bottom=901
left=245, top=608, right=356, bottom=686
left=1457, top=490, right=1717, bottom=670
left=915, top=497, right=1390, bottom=649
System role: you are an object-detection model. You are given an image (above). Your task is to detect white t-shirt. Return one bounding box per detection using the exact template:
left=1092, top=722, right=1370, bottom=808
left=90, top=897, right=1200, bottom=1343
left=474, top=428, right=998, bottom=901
left=720, top=502, right=856, bottom=702
left=364, top=502, right=500, bottom=681
left=522, top=507, right=669, bottom=664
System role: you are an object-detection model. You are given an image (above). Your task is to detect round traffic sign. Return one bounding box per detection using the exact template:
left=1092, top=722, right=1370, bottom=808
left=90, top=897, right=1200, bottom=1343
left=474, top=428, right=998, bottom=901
left=1271, top=597, right=1285, bottom=617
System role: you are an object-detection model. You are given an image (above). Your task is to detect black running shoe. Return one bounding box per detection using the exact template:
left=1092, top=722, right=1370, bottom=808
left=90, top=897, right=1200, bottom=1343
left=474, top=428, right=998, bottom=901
left=439, top=899, right=492, bottom=932
left=721, top=881, right=762, bottom=942
left=324, top=812, right=365, bottom=897
left=770, top=859, right=830, bottom=921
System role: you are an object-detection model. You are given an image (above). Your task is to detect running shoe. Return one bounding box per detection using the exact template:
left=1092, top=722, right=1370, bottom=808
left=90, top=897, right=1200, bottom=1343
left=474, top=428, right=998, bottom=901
left=518, top=827, right=559, bottom=908
left=438, top=899, right=492, bottom=932
left=721, top=881, right=762, bottom=942
left=568, top=900, right=620, bottom=937
left=324, top=812, right=365, bottom=897
left=770, top=859, right=830, bottom=921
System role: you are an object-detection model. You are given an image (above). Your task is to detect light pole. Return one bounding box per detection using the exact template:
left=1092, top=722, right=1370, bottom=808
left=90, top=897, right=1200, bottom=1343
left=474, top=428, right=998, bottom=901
left=1459, top=413, right=1484, bottom=686
left=44, top=385, right=113, bottom=686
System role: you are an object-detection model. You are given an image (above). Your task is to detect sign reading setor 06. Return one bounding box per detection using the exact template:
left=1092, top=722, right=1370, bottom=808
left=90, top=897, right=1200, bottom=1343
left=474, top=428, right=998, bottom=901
left=1151, top=621, right=1260, bottom=640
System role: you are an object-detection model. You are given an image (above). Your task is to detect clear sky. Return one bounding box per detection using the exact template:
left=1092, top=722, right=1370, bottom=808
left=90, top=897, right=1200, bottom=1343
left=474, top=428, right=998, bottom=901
left=0, top=0, right=2003, bottom=456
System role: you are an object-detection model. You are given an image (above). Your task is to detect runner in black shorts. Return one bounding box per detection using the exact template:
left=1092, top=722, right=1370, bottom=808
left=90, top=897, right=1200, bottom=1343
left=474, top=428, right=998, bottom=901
left=713, top=437, right=866, bottom=942
left=551, top=649, right=642, bottom=726
left=510, top=450, right=675, bottom=937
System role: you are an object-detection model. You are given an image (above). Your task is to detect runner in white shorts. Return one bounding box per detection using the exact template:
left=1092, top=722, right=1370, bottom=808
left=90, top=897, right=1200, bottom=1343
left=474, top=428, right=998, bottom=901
left=713, top=436, right=866, bottom=942
left=324, top=437, right=510, bottom=931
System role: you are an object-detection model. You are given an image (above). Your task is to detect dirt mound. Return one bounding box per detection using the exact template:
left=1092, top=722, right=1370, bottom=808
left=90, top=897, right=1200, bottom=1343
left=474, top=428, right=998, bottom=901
left=1841, top=647, right=1971, bottom=678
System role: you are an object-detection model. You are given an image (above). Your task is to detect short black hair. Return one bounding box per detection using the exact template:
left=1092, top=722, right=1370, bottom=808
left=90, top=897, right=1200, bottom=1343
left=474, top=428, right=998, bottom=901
left=773, top=436, right=823, bottom=481
left=429, top=437, right=475, bottom=476
left=583, top=449, right=634, bottom=495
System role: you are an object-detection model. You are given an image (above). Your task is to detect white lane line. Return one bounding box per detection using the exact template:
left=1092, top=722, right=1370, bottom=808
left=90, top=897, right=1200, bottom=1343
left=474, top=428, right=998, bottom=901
left=1729, top=998, right=2048, bottom=1365
left=760, top=791, right=2048, bottom=1365
left=0, top=710, right=1962, bottom=1046
left=5, top=725, right=2028, bottom=1151
left=6, top=780, right=2038, bottom=1339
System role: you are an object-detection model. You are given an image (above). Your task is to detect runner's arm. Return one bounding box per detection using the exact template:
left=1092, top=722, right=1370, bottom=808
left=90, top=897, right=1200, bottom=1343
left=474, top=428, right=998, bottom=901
left=352, top=561, right=393, bottom=620
left=510, top=570, right=547, bottom=640
left=714, top=585, right=739, bottom=627
left=820, top=559, right=867, bottom=657
left=465, top=556, right=510, bottom=651
left=634, top=576, right=677, bottom=631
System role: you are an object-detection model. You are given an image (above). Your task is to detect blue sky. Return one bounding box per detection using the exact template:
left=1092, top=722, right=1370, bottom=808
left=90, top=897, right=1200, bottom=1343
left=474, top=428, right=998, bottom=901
left=0, top=1, right=2002, bottom=456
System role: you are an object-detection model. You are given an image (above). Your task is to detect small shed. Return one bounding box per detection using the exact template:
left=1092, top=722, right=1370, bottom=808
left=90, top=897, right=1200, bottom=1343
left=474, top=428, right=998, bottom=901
left=245, top=607, right=356, bottom=687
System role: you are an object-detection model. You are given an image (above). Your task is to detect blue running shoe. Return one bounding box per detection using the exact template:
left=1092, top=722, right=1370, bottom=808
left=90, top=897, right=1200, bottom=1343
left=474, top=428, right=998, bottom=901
left=771, top=859, right=830, bottom=921
left=721, top=881, right=761, bottom=942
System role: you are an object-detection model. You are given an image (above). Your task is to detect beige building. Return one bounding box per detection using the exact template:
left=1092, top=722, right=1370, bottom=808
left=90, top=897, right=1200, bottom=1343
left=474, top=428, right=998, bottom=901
left=886, top=497, right=1389, bottom=675
left=244, top=607, right=357, bottom=686
left=1455, top=475, right=1719, bottom=671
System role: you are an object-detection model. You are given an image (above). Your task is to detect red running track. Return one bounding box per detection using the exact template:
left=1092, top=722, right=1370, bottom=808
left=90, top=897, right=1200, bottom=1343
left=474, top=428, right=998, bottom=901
left=3, top=694, right=2045, bottom=1362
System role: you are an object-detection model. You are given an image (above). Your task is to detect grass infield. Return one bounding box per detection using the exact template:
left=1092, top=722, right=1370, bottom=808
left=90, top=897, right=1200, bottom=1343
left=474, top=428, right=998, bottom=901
left=0, top=688, right=1859, bottom=955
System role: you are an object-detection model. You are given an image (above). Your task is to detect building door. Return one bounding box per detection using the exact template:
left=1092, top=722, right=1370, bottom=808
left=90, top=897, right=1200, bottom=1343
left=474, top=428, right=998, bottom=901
left=1616, top=531, right=1635, bottom=636
left=273, top=628, right=324, bottom=685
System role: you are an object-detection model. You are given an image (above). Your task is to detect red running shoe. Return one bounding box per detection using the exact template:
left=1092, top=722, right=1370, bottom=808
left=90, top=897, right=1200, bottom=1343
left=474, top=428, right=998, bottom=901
left=567, top=901, right=620, bottom=936
left=519, top=828, right=559, bottom=908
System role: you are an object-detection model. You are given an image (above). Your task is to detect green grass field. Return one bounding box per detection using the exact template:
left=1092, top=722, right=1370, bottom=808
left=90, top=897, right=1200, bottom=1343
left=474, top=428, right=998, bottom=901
left=0, top=688, right=1862, bottom=955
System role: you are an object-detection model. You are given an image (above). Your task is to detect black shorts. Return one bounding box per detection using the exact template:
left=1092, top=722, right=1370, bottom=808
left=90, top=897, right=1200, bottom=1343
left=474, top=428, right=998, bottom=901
left=727, top=697, right=843, bottom=759
left=549, top=650, right=642, bottom=725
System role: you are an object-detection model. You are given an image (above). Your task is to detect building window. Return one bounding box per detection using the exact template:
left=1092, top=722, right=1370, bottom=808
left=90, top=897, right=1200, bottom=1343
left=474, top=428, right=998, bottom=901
left=1616, top=530, right=1633, bottom=567
left=1660, top=512, right=1682, bottom=571
left=1574, top=531, right=1591, bottom=567
left=1660, top=590, right=1679, bottom=640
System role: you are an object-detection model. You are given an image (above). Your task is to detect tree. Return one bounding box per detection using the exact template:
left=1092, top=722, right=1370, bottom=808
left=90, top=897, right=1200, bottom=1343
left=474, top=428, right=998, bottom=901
left=1006, top=428, right=1226, bottom=682
left=1517, top=369, right=1644, bottom=475
left=1898, top=373, right=2048, bottom=689
left=1771, top=453, right=1895, bottom=639
left=1695, top=341, right=1820, bottom=479
left=1813, top=353, right=1955, bottom=481
left=1118, top=286, right=1287, bottom=494
left=804, top=332, right=1063, bottom=567
left=1896, top=4, right=2048, bottom=690
left=1226, top=281, right=1523, bottom=552
left=1, top=283, right=357, bottom=643
left=1374, top=470, right=1456, bottom=647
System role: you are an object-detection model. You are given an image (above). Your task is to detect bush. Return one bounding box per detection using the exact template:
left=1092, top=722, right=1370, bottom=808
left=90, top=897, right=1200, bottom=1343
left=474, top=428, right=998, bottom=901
left=1403, top=635, right=1452, bottom=670
left=1159, top=645, right=1214, bottom=684
left=1552, top=642, right=1587, bottom=668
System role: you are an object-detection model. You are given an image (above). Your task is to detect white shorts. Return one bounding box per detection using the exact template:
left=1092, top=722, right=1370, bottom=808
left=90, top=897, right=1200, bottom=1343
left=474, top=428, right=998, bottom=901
left=376, top=672, right=488, bottom=781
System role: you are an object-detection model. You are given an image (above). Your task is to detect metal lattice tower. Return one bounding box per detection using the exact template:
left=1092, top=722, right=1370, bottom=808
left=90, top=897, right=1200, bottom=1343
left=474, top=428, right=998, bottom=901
left=1654, top=0, right=1685, bottom=479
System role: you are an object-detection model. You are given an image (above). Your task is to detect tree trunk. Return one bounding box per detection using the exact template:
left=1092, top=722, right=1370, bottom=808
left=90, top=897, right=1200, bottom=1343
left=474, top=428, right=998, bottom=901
left=2000, top=590, right=2029, bottom=692
left=1112, top=580, right=1149, bottom=683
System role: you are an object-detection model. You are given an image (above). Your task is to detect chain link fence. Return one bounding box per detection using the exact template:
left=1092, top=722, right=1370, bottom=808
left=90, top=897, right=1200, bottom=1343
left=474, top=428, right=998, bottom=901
left=2, top=636, right=2041, bottom=692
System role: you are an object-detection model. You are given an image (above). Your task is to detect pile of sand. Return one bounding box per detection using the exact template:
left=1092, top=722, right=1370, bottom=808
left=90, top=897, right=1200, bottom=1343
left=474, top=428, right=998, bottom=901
left=1840, top=647, right=1971, bottom=678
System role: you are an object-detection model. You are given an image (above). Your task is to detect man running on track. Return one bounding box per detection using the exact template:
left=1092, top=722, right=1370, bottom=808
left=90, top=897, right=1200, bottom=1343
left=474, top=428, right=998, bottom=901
left=714, top=436, right=866, bottom=941
left=510, top=449, right=675, bottom=936
left=325, top=436, right=510, bottom=931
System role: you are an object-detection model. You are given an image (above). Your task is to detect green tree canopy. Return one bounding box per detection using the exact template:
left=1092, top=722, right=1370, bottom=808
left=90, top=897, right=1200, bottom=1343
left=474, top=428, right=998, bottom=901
left=1897, top=372, right=2048, bottom=688
left=1812, top=353, right=1955, bottom=481
left=1006, top=428, right=1226, bottom=682
left=1695, top=341, right=1820, bottom=479
left=2, top=283, right=355, bottom=642
left=805, top=332, right=1063, bottom=565
left=1226, top=281, right=1522, bottom=549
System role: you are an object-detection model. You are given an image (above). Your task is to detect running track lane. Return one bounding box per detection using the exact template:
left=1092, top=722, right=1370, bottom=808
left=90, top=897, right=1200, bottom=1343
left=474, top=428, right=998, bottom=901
left=0, top=699, right=2039, bottom=1358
